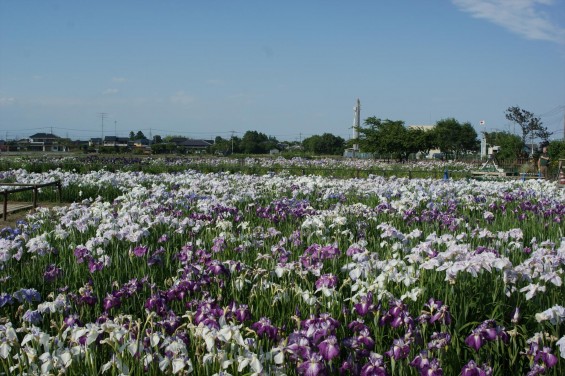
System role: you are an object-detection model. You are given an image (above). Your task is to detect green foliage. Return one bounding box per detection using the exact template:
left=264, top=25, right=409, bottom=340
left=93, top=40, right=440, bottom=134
left=302, top=133, right=345, bottom=155
left=548, top=140, right=565, bottom=166
left=485, top=131, right=524, bottom=160
left=505, top=106, right=551, bottom=144
left=240, top=131, right=277, bottom=154
left=358, top=117, right=408, bottom=159
left=433, top=118, right=479, bottom=157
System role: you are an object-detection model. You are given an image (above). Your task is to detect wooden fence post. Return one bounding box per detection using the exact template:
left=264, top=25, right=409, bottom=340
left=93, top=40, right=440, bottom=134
left=3, top=191, right=7, bottom=221
left=33, top=185, right=38, bottom=208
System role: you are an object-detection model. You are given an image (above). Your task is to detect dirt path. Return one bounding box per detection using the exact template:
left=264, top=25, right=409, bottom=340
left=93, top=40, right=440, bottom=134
left=1, top=202, right=67, bottom=229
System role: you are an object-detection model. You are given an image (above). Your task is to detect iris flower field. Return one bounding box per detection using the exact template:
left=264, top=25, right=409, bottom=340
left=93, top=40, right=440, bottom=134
left=0, top=159, right=564, bottom=375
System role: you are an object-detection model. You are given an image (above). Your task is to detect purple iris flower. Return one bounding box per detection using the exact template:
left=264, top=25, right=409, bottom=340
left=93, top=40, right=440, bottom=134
left=427, top=332, right=451, bottom=350
left=13, top=288, right=41, bottom=303
left=461, top=360, right=492, bottom=376
left=88, top=259, right=104, bottom=273
left=429, top=305, right=451, bottom=326
left=318, top=335, right=340, bottom=361
left=43, top=264, right=62, bottom=282
left=315, top=274, right=338, bottom=290
left=410, top=350, right=431, bottom=371
left=233, top=303, right=251, bottom=323
left=251, top=317, right=278, bottom=341
left=0, top=293, right=14, bottom=307
left=103, top=293, right=122, bottom=311
left=357, top=328, right=375, bottom=349
left=73, top=246, right=91, bottom=263
left=534, top=347, right=558, bottom=368
left=527, top=364, right=547, bottom=376
left=354, top=293, right=375, bottom=316
left=22, top=309, right=42, bottom=325
left=286, top=332, right=312, bottom=361
left=360, top=352, right=388, bottom=376
left=465, top=320, right=507, bottom=351
left=297, top=352, right=326, bottom=376
left=63, top=314, right=82, bottom=328
left=385, top=338, right=411, bottom=360
left=145, top=294, right=168, bottom=317
left=422, top=358, right=443, bottom=376
left=348, top=318, right=369, bottom=333
left=465, top=328, right=484, bottom=351
left=411, top=351, right=443, bottom=376
left=206, top=260, right=229, bottom=276
left=132, top=245, right=148, bottom=257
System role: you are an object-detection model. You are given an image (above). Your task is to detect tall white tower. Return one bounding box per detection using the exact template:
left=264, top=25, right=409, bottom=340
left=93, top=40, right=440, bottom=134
left=353, top=98, right=360, bottom=151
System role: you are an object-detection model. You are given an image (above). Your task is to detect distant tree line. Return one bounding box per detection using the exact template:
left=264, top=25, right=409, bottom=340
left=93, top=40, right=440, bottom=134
left=87, top=105, right=561, bottom=160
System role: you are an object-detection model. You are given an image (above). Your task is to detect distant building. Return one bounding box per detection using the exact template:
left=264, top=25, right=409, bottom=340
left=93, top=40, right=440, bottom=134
left=89, top=138, right=102, bottom=147
left=103, top=136, right=130, bottom=147
left=28, top=133, right=68, bottom=152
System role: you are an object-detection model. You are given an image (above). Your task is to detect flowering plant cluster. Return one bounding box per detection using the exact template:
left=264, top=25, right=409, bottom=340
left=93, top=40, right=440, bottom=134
left=0, top=165, right=564, bottom=375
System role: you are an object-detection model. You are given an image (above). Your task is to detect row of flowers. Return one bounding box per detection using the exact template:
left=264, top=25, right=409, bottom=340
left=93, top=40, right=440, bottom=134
left=0, top=168, right=564, bottom=375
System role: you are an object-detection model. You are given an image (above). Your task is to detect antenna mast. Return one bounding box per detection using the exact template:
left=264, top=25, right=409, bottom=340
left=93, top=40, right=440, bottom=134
left=98, top=113, right=108, bottom=145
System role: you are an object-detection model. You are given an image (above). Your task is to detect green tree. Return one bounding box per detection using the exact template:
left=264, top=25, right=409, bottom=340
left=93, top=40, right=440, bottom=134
left=548, top=140, right=565, bottom=165
left=302, top=133, right=345, bottom=155
left=406, top=127, right=435, bottom=158
left=432, top=118, right=479, bottom=158
left=357, top=117, right=408, bottom=159
left=485, top=131, right=524, bottom=160
left=211, top=136, right=232, bottom=155
left=240, top=131, right=272, bottom=154
left=505, top=106, right=552, bottom=145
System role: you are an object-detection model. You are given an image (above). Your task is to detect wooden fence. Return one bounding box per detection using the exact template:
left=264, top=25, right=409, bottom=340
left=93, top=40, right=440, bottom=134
left=1, top=180, right=61, bottom=220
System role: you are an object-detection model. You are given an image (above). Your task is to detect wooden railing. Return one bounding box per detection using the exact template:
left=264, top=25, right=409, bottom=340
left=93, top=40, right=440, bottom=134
left=1, top=180, right=61, bottom=220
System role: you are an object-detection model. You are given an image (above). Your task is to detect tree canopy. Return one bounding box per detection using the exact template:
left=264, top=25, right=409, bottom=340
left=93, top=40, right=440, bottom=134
left=302, top=133, right=345, bottom=155
left=485, top=131, right=524, bottom=160
left=505, top=106, right=552, bottom=145
left=433, top=118, right=479, bottom=157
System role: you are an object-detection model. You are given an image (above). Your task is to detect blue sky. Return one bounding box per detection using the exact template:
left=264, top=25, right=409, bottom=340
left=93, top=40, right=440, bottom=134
left=1, top=0, right=564, bottom=142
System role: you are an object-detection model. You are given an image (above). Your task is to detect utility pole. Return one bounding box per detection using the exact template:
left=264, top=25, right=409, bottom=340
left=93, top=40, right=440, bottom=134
left=99, top=113, right=108, bottom=145
left=562, top=110, right=565, bottom=140
left=230, top=130, right=236, bottom=154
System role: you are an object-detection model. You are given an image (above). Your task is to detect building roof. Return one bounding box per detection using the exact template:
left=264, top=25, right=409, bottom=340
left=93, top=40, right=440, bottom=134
left=179, top=139, right=212, bottom=147
left=104, top=136, right=130, bottom=143
left=30, top=133, right=60, bottom=139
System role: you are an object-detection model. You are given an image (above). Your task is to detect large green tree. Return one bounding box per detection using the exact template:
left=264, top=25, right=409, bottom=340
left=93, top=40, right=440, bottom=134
left=357, top=117, right=408, bottom=159
left=432, top=118, right=479, bottom=158
left=239, top=131, right=277, bottom=154
left=302, top=133, right=345, bottom=155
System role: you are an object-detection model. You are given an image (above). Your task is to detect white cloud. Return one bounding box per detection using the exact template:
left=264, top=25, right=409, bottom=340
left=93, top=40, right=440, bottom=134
left=0, top=97, right=16, bottom=106
left=170, top=91, right=195, bottom=105
left=112, top=77, right=127, bottom=83
left=103, top=88, right=119, bottom=95
left=452, top=0, right=565, bottom=43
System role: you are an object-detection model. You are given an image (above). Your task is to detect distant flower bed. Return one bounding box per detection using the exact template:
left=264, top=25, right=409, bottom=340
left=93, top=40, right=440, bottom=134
left=0, top=155, right=477, bottom=175
left=0, top=169, right=563, bottom=375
